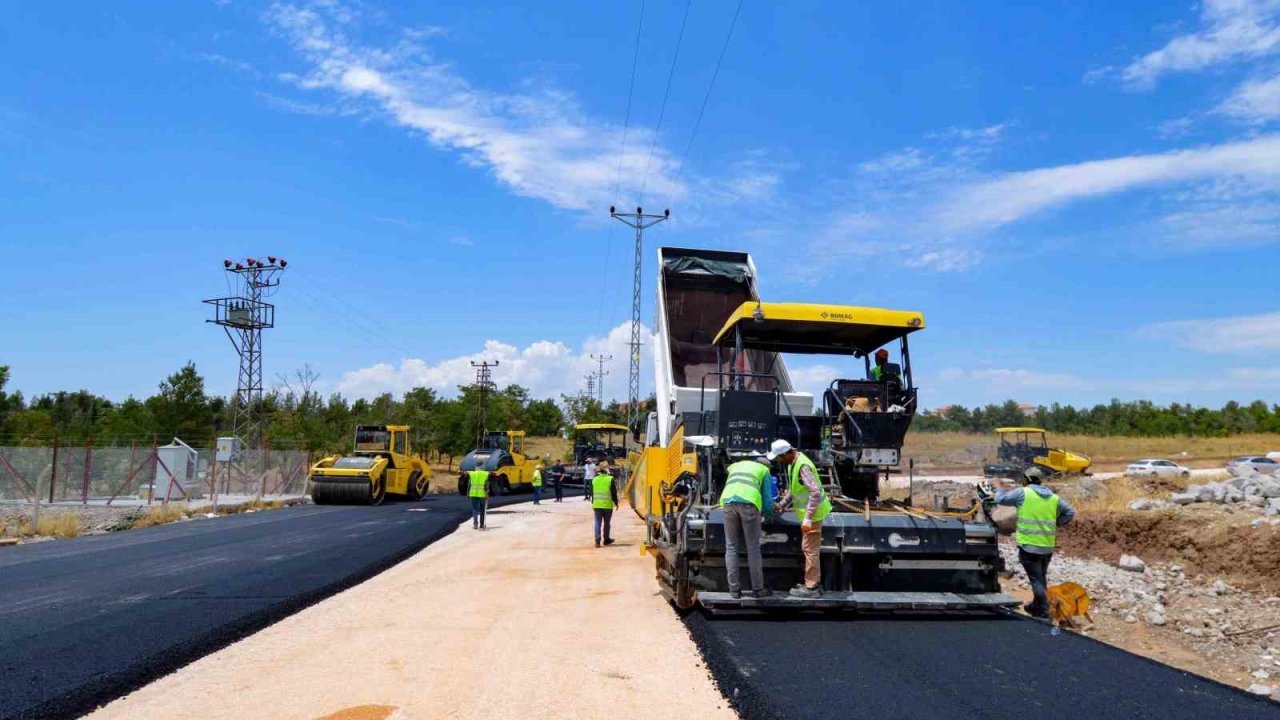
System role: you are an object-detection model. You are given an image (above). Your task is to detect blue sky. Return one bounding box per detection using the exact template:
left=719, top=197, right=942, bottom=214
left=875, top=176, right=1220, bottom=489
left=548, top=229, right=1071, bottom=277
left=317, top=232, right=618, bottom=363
left=4, top=0, right=1280, bottom=409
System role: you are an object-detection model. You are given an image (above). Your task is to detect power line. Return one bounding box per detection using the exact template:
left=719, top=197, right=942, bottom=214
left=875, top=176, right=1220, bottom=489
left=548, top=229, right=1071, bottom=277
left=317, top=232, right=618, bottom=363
left=638, top=0, right=693, bottom=202
left=669, top=0, right=745, bottom=197
left=598, top=0, right=648, bottom=335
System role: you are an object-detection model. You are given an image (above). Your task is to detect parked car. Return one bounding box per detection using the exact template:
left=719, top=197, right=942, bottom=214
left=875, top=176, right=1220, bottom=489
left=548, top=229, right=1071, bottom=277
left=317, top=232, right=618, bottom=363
left=1126, top=459, right=1191, bottom=479
left=1226, top=456, right=1280, bottom=477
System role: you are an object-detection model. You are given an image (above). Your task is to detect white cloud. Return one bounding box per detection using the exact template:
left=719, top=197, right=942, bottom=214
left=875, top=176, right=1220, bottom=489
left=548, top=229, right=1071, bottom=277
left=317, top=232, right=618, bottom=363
left=1139, top=311, right=1280, bottom=353
left=784, top=363, right=843, bottom=399
left=937, top=134, right=1280, bottom=231
left=263, top=2, right=684, bottom=212
left=1219, top=73, right=1280, bottom=121
left=334, top=321, right=652, bottom=400
left=1122, top=0, right=1280, bottom=88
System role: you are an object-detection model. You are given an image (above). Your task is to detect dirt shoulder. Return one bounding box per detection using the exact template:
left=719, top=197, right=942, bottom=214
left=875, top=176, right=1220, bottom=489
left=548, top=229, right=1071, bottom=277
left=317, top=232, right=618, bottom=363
left=84, top=499, right=734, bottom=720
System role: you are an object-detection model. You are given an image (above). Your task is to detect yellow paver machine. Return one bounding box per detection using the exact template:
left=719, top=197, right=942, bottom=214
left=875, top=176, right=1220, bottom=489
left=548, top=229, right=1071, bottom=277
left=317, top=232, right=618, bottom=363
left=309, top=424, right=431, bottom=505
left=627, top=247, right=1016, bottom=612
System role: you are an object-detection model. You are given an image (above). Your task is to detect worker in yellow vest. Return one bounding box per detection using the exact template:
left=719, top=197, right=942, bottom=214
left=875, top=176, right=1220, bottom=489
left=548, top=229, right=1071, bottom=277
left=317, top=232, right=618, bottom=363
left=719, top=453, right=772, bottom=599
left=467, top=467, right=490, bottom=530
left=769, top=439, right=831, bottom=598
left=591, top=461, right=618, bottom=548
left=532, top=465, right=544, bottom=505
left=994, top=467, right=1076, bottom=618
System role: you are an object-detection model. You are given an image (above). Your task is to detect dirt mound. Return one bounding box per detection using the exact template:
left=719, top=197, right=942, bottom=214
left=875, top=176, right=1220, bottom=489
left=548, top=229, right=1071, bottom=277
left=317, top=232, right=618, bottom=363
left=1061, top=508, right=1280, bottom=592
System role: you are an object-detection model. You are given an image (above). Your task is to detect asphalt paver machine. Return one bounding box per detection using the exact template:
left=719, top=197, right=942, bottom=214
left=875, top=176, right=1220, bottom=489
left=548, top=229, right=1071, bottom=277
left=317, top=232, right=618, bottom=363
left=628, top=247, right=1016, bottom=612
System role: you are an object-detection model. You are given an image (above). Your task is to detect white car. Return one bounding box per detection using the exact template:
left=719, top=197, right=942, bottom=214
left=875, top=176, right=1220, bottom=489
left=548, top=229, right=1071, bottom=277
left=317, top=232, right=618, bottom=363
left=1227, top=456, right=1280, bottom=477
left=1126, top=459, right=1191, bottom=479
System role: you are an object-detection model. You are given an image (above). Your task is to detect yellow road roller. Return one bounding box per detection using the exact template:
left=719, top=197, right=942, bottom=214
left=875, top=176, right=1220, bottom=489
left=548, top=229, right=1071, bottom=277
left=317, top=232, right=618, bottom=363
left=309, top=424, right=431, bottom=505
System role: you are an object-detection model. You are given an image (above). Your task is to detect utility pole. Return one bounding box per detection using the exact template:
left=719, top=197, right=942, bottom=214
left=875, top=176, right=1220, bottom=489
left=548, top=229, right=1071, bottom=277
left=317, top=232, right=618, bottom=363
left=470, top=360, right=499, bottom=445
left=590, top=353, right=612, bottom=406
left=204, top=256, right=288, bottom=449
left=610, top=206, right=669, bottom=452
left=584, top=373, right=596, bottom=401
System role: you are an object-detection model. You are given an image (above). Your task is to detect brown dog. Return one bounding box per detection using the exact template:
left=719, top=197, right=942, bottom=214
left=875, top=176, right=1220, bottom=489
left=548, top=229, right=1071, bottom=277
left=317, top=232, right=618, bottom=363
left=1047, top=582, right=1094, bottom=630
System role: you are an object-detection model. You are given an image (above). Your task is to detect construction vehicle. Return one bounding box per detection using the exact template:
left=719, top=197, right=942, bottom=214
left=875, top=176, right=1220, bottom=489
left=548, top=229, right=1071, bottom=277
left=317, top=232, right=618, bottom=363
left=626, top=247, right=1016, bottom=612
left=571, top=423, right=629, bottom=467
left=457, top=430, right=539, bottom=496
left=309, top=424, right=431, bottom=505
left=983, top=427, right=1091, bottom=480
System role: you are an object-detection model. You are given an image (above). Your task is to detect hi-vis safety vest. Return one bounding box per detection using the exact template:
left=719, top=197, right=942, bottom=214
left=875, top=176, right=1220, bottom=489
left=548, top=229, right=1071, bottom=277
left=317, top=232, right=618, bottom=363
left=532, top=470, right=543, bottom=487
left=592, top=473, right=615, bottom=510
left=788, top=452, right=832, bottom=523
left=468, top=469, right=489, bottom=499
left=719, top=460, right=767, bottom=511
left=1016, top=488, right=1060, bottom=549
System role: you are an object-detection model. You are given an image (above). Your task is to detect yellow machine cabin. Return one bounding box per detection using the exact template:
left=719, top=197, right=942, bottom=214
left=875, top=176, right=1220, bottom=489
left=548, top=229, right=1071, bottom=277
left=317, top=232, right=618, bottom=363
left=983, top=427, right=1091, bottom=479
left=458, top=430, right=540, bottom=496
left=309, top=424, right=432, bottom=505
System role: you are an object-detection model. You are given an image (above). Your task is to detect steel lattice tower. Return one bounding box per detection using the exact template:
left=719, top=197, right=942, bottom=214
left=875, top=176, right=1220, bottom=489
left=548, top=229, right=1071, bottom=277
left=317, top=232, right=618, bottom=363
left=610, top=206, right=668, bottom=450
left=590, top=352, right=612, bottom=406
left=204, top=257, right=287, bottom=447
left=470, top=360, right=499, bottom=445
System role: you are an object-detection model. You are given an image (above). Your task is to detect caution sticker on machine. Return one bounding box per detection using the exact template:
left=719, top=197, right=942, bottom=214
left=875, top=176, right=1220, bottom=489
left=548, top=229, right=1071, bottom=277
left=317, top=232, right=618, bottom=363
left=859, top=448, right=899, bottom=465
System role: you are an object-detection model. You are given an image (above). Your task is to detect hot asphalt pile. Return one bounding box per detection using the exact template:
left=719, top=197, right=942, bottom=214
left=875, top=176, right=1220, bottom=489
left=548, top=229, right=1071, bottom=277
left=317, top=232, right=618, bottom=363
left=685, top=611, right=1280, bottom=720
left=0, top=491, right=565, bottom=720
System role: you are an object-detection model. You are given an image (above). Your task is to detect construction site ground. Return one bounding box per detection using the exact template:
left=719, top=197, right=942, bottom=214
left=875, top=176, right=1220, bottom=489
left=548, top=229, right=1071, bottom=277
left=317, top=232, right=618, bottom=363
left=84, top=498, right=735, bottom=720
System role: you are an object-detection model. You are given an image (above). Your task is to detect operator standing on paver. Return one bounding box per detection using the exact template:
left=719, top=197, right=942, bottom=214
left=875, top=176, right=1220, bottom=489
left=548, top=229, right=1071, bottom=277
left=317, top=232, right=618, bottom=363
left=468, top=466, right=490, bottom=530
left=720, top=452, right=772, bottom=599
left=991, top=467, right=1076, bottom=618
left=591, top=461, right=618, bottom=548
left=532, top=465, right=543, bottom=505
left=769, top=439, right=831, bottom=598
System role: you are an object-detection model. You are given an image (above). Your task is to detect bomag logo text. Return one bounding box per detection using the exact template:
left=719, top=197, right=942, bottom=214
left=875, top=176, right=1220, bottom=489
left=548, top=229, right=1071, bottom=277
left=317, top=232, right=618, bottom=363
left=825, top=312, right=854, bottom=320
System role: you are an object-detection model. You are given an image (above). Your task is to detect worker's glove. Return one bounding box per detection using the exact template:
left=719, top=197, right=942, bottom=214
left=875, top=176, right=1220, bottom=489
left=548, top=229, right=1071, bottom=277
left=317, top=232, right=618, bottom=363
left=976, top=481, right=995, bottom=502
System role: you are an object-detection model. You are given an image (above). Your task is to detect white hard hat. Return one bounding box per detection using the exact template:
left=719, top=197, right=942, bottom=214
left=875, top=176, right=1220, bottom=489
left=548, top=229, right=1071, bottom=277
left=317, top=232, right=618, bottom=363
left=766, top=439, right=793, bottom=460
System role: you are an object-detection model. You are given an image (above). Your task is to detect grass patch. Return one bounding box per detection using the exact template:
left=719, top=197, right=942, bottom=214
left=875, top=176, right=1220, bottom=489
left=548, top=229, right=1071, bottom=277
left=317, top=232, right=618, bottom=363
left=214, top=498, right=285, bottom=515
left=1072, top=476, right=1149, bottom=513
left=131, top=505, right=187, bottom=529
left=34, top=513, right=82, bottom=538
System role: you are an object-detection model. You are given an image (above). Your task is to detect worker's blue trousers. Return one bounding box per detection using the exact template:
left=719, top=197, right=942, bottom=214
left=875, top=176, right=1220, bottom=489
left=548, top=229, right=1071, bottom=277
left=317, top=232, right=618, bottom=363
left=471, top=498, right=486, bottom=528
left=593, top=508, right=613, bottom=544
left=533, top=486, right=542, bottom=504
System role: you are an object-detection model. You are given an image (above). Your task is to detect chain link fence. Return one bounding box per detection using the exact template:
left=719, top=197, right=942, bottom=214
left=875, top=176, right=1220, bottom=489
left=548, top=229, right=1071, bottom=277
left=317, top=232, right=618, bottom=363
left=0, top=440, right=312, bottom=505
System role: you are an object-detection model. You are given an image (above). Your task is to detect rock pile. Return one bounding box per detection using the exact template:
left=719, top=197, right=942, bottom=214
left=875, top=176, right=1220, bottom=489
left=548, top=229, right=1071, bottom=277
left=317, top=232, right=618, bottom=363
left=1127, top=471, right=1280, bottom=515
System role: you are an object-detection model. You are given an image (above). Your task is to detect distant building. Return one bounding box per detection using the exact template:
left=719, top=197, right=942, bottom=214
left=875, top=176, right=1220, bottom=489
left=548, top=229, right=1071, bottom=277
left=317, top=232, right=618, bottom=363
left=1018, top=403, right=1037, bottom=417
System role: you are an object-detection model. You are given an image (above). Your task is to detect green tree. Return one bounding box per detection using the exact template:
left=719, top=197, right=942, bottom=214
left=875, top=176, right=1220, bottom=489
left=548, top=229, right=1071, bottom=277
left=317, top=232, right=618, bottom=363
left=146, top=362, right=213, bottom=443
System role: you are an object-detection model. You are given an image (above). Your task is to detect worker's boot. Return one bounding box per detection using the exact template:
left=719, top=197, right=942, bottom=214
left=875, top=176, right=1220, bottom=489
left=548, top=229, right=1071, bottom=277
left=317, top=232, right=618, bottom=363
left=749, top=589, right=771, bottom=599
left=789, top=585, right=822, bottom=599
left=603, top=538, right=615, bottom=546
left=729, top=588, right=742, bottom=599
left=595, top=540, right=601, bottom=548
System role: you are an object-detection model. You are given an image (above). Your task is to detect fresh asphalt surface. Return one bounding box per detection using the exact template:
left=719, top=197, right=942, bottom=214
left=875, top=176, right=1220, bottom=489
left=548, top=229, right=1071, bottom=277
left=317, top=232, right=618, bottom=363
left=0, top=490, right=579, bottom=720
left=686, top=610, right=1280, bottom=720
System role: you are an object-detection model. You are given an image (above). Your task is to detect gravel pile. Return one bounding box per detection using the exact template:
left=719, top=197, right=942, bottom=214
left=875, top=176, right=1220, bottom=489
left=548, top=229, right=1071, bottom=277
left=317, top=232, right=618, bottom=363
left=1002, top=542, right=1280, bottom=697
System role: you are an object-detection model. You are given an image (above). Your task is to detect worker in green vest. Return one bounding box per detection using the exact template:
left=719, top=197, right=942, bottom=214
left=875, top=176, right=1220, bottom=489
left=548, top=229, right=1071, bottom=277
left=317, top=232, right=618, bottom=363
left=532, top=465, right=544, bottom=505
left=467, top=467, right=490, bottom=530
left=591, top=461, right=618, bottom=548
left=994, top=467, right=1076, bottom=618
left=769, top=439, right=831, bottom=598
left=719, top=452, right=773, bottom=599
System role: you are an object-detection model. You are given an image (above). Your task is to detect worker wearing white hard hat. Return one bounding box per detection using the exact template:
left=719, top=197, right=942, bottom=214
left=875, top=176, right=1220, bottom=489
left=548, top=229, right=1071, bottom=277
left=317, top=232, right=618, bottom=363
left=768, top=439, right=831, bottom=598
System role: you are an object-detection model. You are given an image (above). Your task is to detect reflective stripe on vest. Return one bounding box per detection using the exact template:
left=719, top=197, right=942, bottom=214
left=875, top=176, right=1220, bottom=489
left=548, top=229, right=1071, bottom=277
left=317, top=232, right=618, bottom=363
left=532, top=470, right=542, bottom=487
left=468, top=470, right=489, bottom=498
left=1016, top=488, right=1060, bottom=548
left=788, top=451, right=832, bottom=523
left=719, top=460, right=767, bottom=511
left=592, top=473, right=616, bottom=509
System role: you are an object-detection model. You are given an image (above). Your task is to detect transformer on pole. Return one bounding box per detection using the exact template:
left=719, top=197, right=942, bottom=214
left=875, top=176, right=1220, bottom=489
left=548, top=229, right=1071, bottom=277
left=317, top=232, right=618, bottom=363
left=470, top=360, right=499, bottom=445
left=610, top=206, right=668, bottom=452
left=590, top=352, right=612, bottom=406
left=203, top=256, right=287, bottom=450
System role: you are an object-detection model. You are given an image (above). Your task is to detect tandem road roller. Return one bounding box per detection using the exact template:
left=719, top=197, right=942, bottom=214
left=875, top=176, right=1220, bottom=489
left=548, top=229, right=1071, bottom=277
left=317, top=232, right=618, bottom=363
left=309, top=424, right=432, bottom=505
